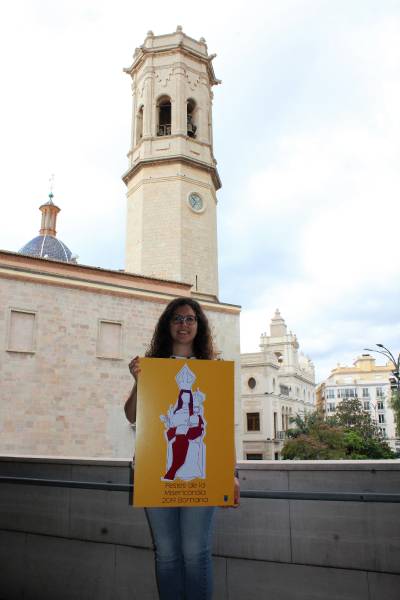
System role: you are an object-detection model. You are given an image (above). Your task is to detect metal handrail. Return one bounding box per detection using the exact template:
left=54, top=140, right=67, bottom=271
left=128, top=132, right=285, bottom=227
left=1, top=476, right=400, bottom=503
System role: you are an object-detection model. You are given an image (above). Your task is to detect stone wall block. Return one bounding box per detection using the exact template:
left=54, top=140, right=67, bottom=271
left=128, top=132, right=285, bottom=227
left=214, top=498, right=291, bottom=562
left=288, top=468, right=400, bottom=493
left=0, top=530, right=26, bottom=599
left=69, top=488, right=152, bottom=548
left=367, top=572, right=400, bottom=600
left=25, top=533, right=115, bottom=600
left=226, top=558, right=369, bottom=600
left=290, top=500, right=400, bottom=573
left=114, top=546, right=158, bottom=599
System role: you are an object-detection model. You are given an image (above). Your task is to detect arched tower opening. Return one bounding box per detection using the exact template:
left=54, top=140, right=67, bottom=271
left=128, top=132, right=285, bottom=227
left=186, top=98, right=197, bottom=138
left=136, top=105, right=143, bottom=143
left=157, top=96, right=171, bottom=136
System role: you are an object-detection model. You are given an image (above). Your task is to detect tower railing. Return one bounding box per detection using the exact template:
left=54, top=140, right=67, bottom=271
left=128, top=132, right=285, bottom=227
left=157, top=124, right=171, bottom=136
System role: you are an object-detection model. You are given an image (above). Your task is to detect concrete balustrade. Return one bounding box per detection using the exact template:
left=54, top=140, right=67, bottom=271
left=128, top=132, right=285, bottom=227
left=1, top=457, right=399, bottom=599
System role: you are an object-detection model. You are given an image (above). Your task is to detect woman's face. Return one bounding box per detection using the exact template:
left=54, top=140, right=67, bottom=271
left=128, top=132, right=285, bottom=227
left=169, top=304, right=198, bottom=351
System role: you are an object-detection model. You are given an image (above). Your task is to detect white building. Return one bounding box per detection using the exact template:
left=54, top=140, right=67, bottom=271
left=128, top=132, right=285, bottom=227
left=321, top=354, right=398, bottom=452
left=241, top=310, right=315, bottom=460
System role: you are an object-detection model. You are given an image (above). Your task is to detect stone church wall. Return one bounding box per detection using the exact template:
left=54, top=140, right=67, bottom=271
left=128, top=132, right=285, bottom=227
left=0, top=265, right=240, bottom=458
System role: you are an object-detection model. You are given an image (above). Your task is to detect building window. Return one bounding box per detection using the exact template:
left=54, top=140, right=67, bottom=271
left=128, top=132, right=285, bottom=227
left=362, top=388, right=370, bottom=398
left=157, top=96, right=171, bottom=136
left=337, top=388, right=357, bottom=399
left=326, top=388, right=335, bottom=399
left=248, top=377, right=256, bottom=389
left=247, top=412, right=260, bottom=431
left=378, top=414, right=385, bottom=424
left=280, top=384, right=289, bottom=396
left=377, top=400, right=384, bottom=410
left=379, top=427, right=387, bottom=438
left=363, top=401, right=370, bottom=411
left=7, top=309, right=36, bottom=353
left=327, top=402, right=335, bottom=412
left=273, top=412, right=278, bottom=438
left=97, top=320, right=123, bottom=359
left=246, top=453, right=263, bottom=460
left=376, top=387, right=384, bottom=398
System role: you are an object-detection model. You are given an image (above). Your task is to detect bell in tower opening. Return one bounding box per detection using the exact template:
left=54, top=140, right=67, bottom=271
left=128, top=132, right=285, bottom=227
left=123, top=27, right=221, bottom=301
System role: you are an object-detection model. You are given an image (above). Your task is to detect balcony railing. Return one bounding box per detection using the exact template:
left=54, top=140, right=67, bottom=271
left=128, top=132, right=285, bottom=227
left=2, top=458, right=400, bottom=598
left=2, top=475, right=400, bottom=502
left=157, top=124, right=171, bottom=136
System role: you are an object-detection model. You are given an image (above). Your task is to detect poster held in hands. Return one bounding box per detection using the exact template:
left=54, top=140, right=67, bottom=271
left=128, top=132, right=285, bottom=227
left=133, top=357, right=235, bottom=507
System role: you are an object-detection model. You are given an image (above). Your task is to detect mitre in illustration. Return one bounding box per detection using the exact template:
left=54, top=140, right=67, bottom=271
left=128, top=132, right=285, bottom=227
left=175, top=364, right=196, bottom=390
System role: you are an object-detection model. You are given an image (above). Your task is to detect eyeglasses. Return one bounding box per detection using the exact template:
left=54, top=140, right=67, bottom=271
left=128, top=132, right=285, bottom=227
left=171, top=315, right=197, bottom=325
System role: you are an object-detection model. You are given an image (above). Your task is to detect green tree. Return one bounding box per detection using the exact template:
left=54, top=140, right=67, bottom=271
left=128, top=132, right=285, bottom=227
left=282, top=412, right=346, bottom=460
left=334, top=397, right=375, bottom=436
left=282, top=400, right=395, bottom=460
left=333, top=397, right=394, bottom=458
left=390, top=389, right=400, bottom=438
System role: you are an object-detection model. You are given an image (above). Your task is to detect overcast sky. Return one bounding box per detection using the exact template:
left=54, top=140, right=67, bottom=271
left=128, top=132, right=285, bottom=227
left=1, top=0, right=399, bottom=381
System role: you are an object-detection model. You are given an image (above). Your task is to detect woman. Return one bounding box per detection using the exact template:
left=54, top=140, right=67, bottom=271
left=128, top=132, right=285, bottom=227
left=124, top=297, right=239, bottom=600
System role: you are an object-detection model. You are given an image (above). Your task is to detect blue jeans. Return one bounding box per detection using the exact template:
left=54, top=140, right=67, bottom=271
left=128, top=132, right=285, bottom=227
left=145, top=506, right=217, bottom=600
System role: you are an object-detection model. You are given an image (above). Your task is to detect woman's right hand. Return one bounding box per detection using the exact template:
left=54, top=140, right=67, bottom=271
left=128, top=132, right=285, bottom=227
left=129, top=356, right=141, bottom=382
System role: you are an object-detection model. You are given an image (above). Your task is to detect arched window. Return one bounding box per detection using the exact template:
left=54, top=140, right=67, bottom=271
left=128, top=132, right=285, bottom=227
left=136, top=105, right=143, bottom=143
left=157, top=96, right=171, bottom=136
left=187, top=98, right=197, bottom=138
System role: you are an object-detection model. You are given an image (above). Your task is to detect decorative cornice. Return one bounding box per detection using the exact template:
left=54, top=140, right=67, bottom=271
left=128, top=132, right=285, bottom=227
left=0, top=250, right=240, bottom=315
left=124, top=45, right=220, bottom=87
left=122, top=155, right=222, bottom=190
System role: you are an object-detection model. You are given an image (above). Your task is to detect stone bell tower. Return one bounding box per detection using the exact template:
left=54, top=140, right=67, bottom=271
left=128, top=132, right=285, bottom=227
left=123, top=27, right=221, bottom=300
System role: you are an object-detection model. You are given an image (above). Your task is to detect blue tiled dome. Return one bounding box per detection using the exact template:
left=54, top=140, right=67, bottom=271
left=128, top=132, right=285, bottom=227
left=19, top=235, right=75, bottom=263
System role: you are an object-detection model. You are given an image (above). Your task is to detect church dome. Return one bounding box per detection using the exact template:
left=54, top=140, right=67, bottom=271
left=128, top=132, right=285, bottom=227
left=18, top=191, right=77, bottom=264
left=19, top=234, right=74, bottom=262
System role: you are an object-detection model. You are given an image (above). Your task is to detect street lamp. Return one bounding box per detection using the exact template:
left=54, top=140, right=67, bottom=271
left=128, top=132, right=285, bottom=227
left=364, top=344, right=400, bottom=404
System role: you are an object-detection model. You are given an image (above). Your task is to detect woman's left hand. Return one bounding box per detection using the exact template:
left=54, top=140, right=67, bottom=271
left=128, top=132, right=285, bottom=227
left=233, top=476, right=240, bottom=507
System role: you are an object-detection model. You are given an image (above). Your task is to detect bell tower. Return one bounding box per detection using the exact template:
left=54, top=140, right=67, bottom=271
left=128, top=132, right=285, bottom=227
left=123, top=27, right=221, bottom=300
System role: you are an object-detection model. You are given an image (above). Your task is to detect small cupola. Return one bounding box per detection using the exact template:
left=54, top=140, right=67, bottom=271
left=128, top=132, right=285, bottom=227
left=19, top=188, right=77, bottom=264
left=39, top=191, right=60, bottom=236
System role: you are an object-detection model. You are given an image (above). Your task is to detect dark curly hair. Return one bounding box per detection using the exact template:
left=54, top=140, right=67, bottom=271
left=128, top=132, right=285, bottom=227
left=145, top=297, right=215, bottom=360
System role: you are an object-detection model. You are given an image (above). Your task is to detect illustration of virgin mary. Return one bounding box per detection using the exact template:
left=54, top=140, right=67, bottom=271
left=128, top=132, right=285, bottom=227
left=160, top=364, right=206, bottom=481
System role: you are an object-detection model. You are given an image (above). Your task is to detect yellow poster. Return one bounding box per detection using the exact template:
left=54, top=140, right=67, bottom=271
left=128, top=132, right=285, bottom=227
left=133, top=358, right=235, bottom=507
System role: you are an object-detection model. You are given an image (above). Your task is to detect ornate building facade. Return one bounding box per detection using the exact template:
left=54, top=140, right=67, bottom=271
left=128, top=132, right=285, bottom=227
left=241, top=310, right=315, bottom=460
left=319, top=354, right=398, bottom=452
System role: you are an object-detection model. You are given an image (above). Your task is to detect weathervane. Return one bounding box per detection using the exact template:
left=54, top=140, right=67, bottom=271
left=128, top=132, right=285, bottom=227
left=48, top=174, right=55, bottom=202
